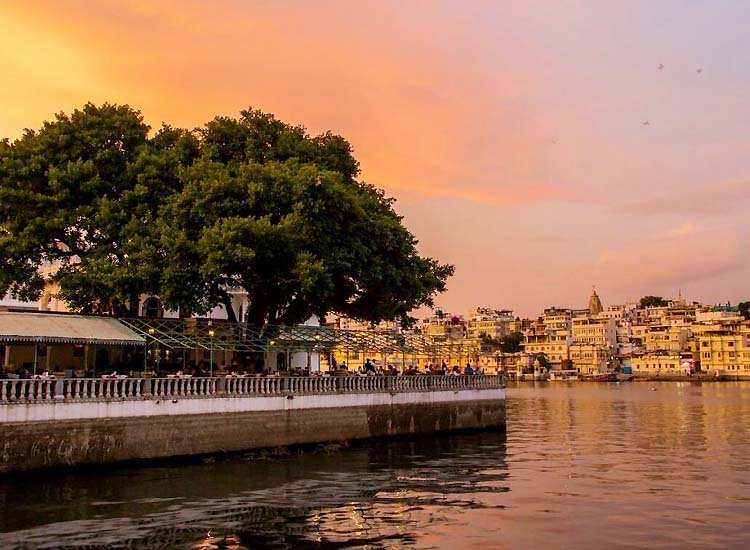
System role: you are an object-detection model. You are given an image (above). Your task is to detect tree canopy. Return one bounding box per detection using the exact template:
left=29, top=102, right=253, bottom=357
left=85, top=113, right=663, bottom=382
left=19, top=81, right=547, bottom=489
left=479, top=331, right=524, bottom=353
left=739, top=301, right=750, bottom=321
left=0, top=103, right=453, bottom=326
left=639, top=295, right=668, bottom=308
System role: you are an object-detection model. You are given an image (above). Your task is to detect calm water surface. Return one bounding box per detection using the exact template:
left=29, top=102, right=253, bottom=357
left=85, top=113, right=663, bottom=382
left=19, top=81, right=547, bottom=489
left=2, top=382, right=750, bottom=549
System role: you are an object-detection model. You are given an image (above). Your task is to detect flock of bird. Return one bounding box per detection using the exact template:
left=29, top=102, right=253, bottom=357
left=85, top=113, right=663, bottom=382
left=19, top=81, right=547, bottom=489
left=549, top=62, right=705, bottom=144
left=643, top=64, right=703, bottom=126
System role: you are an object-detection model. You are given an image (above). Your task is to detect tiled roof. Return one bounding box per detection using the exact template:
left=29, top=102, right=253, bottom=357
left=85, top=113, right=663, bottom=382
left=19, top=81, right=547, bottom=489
left=0, top=313, right=145, bottom=346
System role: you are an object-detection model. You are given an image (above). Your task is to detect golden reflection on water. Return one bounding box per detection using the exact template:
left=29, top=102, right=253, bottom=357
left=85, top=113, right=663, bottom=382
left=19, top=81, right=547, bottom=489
left=2, top=382, right=750, bottom=549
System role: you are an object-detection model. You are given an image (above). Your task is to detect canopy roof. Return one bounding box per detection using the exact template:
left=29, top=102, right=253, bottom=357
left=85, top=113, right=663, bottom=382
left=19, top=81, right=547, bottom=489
left=0, top=313, right=145, bottom=346
left=119, top=318, right=476, bottom=355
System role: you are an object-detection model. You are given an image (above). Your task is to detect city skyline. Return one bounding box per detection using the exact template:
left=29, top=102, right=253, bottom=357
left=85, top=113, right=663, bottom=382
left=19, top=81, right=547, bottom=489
left=2, top=1, right=749, bottom=316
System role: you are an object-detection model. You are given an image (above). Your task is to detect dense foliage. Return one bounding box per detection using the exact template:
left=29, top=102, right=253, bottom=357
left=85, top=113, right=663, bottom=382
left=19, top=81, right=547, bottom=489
left=0, top=103, right=453, bottom=325
left=480, top=331, right=524, bottom=353
left=638, top=295, right=668, bottom=308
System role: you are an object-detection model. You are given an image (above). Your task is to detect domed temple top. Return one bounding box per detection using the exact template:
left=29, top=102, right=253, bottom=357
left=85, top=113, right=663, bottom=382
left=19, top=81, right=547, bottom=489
left=588, top=287, right=603, bottom=315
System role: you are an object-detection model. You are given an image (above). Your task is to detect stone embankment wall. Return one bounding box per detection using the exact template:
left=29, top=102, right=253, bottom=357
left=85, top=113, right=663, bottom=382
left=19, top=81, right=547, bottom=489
left=0, top=376, right=505, bottom=472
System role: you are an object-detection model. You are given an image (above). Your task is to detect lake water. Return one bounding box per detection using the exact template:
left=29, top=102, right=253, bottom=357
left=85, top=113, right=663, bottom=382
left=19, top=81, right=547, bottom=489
left=2, top=382, right=750, bottom=548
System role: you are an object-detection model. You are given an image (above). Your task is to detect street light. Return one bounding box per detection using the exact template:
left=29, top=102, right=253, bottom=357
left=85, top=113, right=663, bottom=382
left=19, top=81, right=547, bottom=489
left=208, top=328, right=215, bottom=377
left=147, top=328, right=155, bottom=373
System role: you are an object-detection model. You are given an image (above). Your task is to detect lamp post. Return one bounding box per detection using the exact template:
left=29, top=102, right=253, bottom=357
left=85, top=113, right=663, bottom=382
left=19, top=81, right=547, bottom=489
left=314, top=333, right=321, bottom=372
left=269, top=339, right=275, bottom=372
left=147, top=328, right=155, bottom=374
left=208, top=328, right=215, bottom=377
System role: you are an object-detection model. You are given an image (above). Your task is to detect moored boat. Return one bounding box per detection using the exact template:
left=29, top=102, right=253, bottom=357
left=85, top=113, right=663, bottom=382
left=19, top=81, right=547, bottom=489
left=548, top=370, right=580, bottom=381
left=581, top=372, right=617, bottom=382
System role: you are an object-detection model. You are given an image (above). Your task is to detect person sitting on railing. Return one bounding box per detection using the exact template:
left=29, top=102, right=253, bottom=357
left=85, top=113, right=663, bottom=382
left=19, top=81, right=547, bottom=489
left=464, top=363, right=474, bottom=375
left=364, top=359, right=376, bottom=375
left=195, top=361, right=209, bottom=377
left=15, top=367, right=30, bottom=379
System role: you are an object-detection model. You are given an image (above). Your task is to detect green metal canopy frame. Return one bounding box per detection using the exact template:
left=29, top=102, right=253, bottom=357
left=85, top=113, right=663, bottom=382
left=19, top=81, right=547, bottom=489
left=118, top=318, right=475, bottom=356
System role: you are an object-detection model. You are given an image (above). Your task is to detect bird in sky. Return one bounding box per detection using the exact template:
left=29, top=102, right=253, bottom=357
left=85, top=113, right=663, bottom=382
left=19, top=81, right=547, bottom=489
left=697, top=67, right=703, bottom=73
left=642, top=121, right=650, bottom=126
left=658, top=63, right=664, bottom=70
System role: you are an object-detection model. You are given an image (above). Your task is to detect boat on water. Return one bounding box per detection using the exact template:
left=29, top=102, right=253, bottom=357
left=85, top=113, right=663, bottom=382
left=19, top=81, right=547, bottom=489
left=581, top=372, right=617, bottom=382
left=548, top=370, right=581, bottom=381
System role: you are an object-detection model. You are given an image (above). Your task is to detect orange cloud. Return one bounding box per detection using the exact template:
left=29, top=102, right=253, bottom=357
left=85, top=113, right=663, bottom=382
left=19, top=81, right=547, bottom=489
left=0, top=1, right=572, bottom=207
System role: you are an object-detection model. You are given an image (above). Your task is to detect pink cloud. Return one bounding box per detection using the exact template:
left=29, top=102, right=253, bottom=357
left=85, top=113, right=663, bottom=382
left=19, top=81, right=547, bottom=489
left=619, top=180, right=750, bottom=216
left=592, top=224, right=748, bottom=294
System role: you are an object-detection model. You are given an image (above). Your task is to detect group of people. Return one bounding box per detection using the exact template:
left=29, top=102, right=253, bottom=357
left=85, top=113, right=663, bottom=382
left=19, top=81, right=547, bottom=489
left=0, top=367, right=56, bottom=380
left=343, top=359, right=484, bottom=377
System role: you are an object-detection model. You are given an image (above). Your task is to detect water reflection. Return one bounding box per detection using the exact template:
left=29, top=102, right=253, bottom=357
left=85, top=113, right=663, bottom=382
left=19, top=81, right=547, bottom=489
left=0, top=431, right=508, bottom=549
left=3, top=383, right=750, bottom=548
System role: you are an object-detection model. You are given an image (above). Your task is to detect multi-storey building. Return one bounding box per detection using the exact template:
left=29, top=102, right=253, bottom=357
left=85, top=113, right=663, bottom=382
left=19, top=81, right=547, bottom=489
left=524, top=330, right=571, bottom=367
left=631, top=352, right=693, bottom=375
left=465, top=307, right=515, bottom=340
left=697, top=320, right=750, bottom=376
left=571, top=315, right=617, bottom=351
left=421, top=311, right=465, bottom=340
left=542, top=307, right=572, bottom=332
left=643, top=323, right=691, bottom=353
left=569, top=343, right=610, bottom=374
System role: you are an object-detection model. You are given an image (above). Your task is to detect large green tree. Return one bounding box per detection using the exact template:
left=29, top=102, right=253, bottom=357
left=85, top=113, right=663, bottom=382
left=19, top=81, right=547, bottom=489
left=0, top=104, right=453, bottom=326
left=0, top=103, right=197, bottom=315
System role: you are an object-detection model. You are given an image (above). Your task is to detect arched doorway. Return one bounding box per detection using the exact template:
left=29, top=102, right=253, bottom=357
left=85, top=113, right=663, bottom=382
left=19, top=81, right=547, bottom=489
left=142, top=297, right=163, bottom=318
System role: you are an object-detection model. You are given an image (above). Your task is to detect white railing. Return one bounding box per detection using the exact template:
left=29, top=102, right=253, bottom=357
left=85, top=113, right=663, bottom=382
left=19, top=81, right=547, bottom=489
left=63, top=378, right=147, bottom=400
left=225, top=376, right=284, bottom=395
left=0, top=374, right=504, bottom=403
left=151, top=377, right=218, bottom=398
left=0, top=379, right=56, bottom=401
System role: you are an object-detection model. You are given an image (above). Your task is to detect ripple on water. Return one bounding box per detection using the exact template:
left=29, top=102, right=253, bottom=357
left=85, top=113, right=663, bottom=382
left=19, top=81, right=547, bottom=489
left=2, top=383, right=750, bottom=548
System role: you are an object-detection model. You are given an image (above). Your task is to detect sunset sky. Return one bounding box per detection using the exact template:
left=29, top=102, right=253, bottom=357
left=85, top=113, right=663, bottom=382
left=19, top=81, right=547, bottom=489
left=2, top=1, right=749, bottom=316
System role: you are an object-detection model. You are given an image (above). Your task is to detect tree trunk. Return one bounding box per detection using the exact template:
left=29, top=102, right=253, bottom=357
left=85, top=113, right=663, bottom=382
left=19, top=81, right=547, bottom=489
left=221, top=295, right=237, bottom=323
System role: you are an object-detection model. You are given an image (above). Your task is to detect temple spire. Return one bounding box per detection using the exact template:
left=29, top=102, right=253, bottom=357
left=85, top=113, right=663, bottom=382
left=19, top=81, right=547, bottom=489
left=589, top=286, right=603, bottom=315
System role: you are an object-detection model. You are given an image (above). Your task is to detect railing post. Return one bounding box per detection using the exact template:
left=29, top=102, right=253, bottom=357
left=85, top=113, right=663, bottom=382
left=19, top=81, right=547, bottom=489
left=53, top=378, right=65, bottom=400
